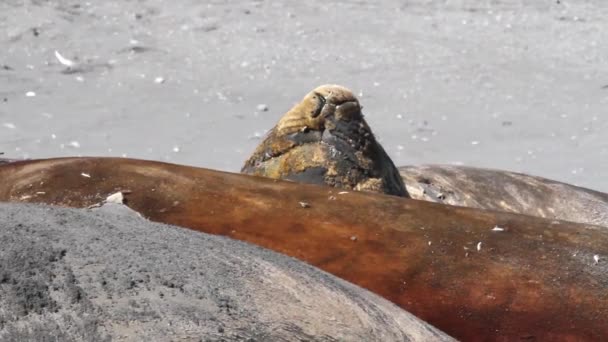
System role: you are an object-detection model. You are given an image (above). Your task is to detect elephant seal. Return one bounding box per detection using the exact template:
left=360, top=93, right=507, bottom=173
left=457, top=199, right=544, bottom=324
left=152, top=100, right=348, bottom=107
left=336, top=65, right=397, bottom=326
left=241, top=84, right=408, bottom=197
left=1, top=157, right=608, bottom=341
left=0, top=202, right=452, bottom=341
left=400, top=164, right=608, bottom=227
left=0, top=158, right=19, bottom=165
left=242, top=85, right=608, bottom=228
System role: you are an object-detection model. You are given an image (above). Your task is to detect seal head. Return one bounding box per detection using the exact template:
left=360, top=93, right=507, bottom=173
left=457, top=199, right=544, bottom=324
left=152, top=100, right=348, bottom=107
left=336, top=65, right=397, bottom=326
left=242, top=85, right=408, bottom=197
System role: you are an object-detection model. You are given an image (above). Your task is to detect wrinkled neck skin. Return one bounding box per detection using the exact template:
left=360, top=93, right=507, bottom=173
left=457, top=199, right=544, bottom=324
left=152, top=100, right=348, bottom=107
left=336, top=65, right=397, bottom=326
left=242, top=85, right=408, bottom=197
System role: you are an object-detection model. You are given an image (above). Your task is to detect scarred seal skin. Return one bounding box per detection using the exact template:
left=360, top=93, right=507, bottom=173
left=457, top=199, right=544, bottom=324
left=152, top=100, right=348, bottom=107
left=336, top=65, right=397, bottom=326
left=400, top=164, right=608, bottom=227
left=241, top=84, right=408, bottom=197
left=2, top=157, right=608, bottom=341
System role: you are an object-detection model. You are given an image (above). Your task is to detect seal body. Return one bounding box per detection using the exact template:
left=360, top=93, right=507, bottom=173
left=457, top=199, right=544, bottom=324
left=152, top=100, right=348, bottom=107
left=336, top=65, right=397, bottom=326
left=242, top=85, right=608, bottom=228
left=242, top=85, right=408, bottom=197
left=0, top=202, right=452, bottom=341
left=400, top=164, right=608, bottom=227
left=2, top=157, right=608, bottom=341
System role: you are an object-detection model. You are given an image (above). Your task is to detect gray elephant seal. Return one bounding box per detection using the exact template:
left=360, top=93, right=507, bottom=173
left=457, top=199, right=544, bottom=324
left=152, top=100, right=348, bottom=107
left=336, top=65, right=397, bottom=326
left=400, top=164, right=608, bottom=227
left=0, top=202, right=453, bottom=341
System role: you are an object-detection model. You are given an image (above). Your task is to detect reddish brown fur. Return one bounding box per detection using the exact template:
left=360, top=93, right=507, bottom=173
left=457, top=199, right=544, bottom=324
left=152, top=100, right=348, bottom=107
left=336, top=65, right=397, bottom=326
left=1, top=157, right=608, bottom=341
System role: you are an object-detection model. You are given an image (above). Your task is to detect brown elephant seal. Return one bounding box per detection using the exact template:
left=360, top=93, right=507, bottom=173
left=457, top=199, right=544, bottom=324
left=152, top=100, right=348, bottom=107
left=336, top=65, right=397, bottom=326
left=241, top=84, right=408, bottom=197
left=400, top=164, right=608, bottom=227
left=2, top=157, right=608, bottom=340
left=0, top=202, right=453, bottom=341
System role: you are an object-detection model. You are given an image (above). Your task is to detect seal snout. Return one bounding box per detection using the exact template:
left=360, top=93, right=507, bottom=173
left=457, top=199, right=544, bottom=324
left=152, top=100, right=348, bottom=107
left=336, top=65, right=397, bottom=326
left=311, top=84, right=357, bottom=103
left=310, top=85, right=362, bottom=122
left=274, top=84, right=362, bottom=135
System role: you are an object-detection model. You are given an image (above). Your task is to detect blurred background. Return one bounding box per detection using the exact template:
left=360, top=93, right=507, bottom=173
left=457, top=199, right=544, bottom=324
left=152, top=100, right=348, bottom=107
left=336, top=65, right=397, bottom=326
left=1, top=0, right=607, bottom=191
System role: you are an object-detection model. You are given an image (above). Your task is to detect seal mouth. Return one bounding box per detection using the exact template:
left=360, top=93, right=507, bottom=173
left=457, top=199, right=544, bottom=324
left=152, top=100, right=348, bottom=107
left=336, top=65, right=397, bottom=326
left=287, top=108, right=367, bottom=148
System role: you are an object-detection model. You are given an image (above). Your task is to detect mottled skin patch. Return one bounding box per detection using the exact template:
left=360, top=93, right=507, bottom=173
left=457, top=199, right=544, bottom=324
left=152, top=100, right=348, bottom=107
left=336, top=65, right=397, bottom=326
left=400, top=164, right=608, bottom=227
left=241, top=85, right=408, bottom=197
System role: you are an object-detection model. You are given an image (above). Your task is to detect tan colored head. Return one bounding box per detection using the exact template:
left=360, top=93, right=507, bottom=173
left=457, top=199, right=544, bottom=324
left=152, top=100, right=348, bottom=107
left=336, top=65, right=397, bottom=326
left=242, top=85, right=408, bottom=197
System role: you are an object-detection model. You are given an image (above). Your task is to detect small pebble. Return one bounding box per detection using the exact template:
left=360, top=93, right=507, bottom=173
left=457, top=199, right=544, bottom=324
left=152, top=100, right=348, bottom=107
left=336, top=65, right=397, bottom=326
left=350, top=236, right=357, bottom=242
left=25, top=91, right=36, bottom=97
left=154, top=77, right=165, bottom=84
left=299, top=201, right=310, bottom=208
left=256, top=104, right=268, bottom=112
left=106, top=192, right=124, bottom=204
left=249, top=131, right=263, bottom=140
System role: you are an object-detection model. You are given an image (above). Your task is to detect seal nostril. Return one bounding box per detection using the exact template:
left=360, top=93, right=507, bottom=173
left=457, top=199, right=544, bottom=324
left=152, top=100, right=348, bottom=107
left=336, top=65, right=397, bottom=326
left=311, top=92, right=327, bottom=118
left=335, top=101, right=361, bottom=121
left=320, top=103, right=336, bottom=118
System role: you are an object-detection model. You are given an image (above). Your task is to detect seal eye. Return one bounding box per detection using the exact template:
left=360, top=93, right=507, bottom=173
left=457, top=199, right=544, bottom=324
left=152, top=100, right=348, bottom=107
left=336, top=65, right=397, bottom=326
left=311, top=92, right=326, bottom=118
